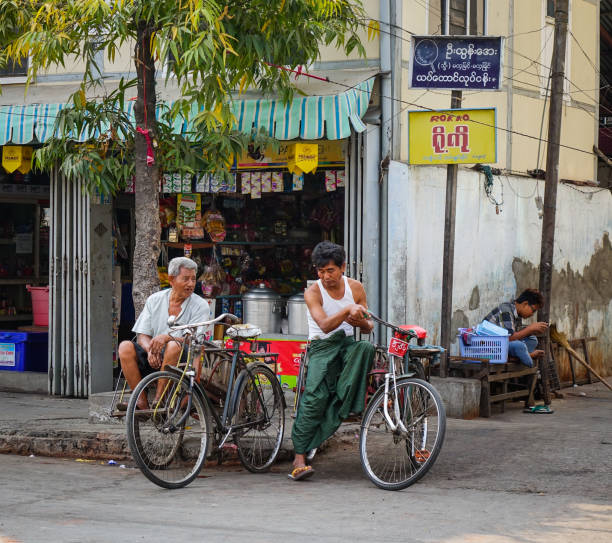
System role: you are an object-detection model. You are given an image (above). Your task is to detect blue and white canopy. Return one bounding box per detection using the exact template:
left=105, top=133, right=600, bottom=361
left=0, top=76, right=375, bottom=145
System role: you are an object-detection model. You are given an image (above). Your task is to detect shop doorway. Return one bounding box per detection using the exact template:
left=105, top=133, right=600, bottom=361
left=0, top=167, right=50, bottom=378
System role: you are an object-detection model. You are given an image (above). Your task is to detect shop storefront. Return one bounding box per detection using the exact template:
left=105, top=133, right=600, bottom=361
left=0, top=71, right=381, bottom=396
left=115, top=138, right=355, bottom=388
left=0, top=144, right=51, bottom=374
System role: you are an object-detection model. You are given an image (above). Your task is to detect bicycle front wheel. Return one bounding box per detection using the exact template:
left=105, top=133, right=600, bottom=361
left=126, top=371, right=213, bottom=489
left=233, top=364, right=285, bottom=472
left=360, top=377, right=446, bottom=491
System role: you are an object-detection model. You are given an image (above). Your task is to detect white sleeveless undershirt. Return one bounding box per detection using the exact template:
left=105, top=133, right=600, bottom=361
left=306, top=276, right=355, bottom=340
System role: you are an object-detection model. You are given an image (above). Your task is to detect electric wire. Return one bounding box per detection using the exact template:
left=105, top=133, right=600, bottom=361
left=397, top=1, right=606, bottom=105
left=0, top=8, right=607, bottom=164
left=569, top=29, right=601, bottom=77
left=0, top=63, right=602, bottom=161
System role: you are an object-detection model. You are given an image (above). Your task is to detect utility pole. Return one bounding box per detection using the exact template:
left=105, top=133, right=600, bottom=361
left=440, top=90, right=462, bottom=378
left=439, top=5, right=463, bottom=377
left=538, top=0, right=569, bottom=402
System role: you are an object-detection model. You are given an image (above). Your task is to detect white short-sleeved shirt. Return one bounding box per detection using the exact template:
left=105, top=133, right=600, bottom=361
left=132, top=289, right=211, bottom=338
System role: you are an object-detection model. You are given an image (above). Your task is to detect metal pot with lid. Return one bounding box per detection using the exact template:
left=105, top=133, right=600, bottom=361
left=287, top=290, right=309, bottom=336
left=242, top=283, right=284, bottom=334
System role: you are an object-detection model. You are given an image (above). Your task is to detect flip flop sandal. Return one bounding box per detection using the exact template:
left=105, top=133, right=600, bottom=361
left=523, top=405, right=554, bottom=414
left=288, top=465, right=315, bottom=481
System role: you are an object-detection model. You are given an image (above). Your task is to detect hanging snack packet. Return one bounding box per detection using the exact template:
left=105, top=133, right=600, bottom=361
left=336, top=170, right=346, bottom=188
left=178, top=194, right=204, bottom=239
left=209, top=174, right=222, bottom=193
left=161, top=173, right=174, bottom=193
left=200, top=256, right=224, bottom=298
left=251, top=172, right=262, bottom=199
left=271, top=172, right=284, bottom=192
left=241, top=172, right=251, bottom=194
left=325, top=170, right=337, bottom=192
left=177, top=194, right=200, bottom=227
left=261, top=172, right=272, bottom=193
left=226, top=173, right=237, bottom=193
left=180, top=173, right=192, bottom=192
left=195, top=173, right=210, bottom=193
left=202, top=209, right=227, bottom=242
left=292, top=173, right=304, bottom=191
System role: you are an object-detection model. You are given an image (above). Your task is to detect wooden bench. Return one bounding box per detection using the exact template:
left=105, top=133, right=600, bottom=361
left=449, top=356, right=538, bottom=417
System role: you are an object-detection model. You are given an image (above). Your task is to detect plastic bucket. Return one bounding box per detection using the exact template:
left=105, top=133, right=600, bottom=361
left=26, top=285, right=49, bottom=327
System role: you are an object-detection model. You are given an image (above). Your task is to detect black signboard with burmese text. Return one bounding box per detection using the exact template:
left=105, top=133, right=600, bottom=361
left=409, top=36, right=503, bottom=91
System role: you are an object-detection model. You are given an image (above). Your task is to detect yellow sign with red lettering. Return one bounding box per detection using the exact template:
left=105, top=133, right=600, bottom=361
left=408, top=108, right=496, bottom=165
left=2, top=145, right=33, bottom=174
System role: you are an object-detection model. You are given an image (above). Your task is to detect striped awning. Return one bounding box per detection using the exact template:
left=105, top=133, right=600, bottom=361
left=0, top=77, right=374, bottom=145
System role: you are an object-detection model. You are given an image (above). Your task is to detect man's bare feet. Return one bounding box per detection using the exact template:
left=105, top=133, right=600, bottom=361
left=289, top=453, right=314, bottom=481
left=293, top=453, right=307, bottom=470
left=530, top=349, right=545, bottom=359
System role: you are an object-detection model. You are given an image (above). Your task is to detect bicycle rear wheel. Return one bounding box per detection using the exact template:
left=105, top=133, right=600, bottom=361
left=126, top=371, right=213, bottom=489
left=233, top=363, right=285, bottom=472
left=406, top=356, right=427, bottom=380
left=360, top=377, right=446, bottom=491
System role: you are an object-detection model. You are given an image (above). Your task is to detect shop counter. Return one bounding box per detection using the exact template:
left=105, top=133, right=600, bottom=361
left=229, top=333, right=308, bottom=388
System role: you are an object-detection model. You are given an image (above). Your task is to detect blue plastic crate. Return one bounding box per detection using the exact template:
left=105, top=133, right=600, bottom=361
left=0, top=331, right=48, bottom=372
left=457, top=330, right=509, bottom=364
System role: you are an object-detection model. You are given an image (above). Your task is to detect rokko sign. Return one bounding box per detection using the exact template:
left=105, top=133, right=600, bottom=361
left=408, top=108, right=496, bottom=165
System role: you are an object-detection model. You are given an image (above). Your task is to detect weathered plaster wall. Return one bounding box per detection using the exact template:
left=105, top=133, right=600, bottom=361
left=387, top=161, right=612, bottom=377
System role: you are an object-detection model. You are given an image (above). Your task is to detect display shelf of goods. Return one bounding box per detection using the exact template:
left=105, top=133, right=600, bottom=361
left=0, top=314, right=33, bottom=321
left=162, top=241, right=214, bottom=249
left=217, top=241, right=313, bottom=246
left=0, top=278, right=47, bottom=285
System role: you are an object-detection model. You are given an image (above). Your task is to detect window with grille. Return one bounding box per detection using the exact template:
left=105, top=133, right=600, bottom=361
left=429, top=0, right=486, bottom=36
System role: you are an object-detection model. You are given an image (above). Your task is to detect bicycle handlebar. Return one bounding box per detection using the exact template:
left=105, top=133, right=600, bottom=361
left=366, top=312, right=417, bottom=338
left=169, top=312, right=241, bottom=332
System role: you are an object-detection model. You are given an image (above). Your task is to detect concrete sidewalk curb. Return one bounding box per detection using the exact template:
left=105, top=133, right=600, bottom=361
left=0, top=424, right=296, bottom=462
left=0, top=428, right=131, bottom=460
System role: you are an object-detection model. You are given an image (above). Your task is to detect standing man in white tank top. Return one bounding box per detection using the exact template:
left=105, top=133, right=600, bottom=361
left=289, top=242, right=374, bottom=481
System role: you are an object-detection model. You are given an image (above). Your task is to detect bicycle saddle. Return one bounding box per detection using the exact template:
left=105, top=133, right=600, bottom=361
left=399, top=325, right=427, bottom=340
left=226, top=324, right=262, bottom=339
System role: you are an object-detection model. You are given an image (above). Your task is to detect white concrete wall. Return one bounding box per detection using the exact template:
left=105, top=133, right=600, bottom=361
left=387, top=161, right=612, bottom=374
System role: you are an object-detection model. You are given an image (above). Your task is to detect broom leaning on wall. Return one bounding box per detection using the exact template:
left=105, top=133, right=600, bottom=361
left=549, top=325, right=612, bottom=393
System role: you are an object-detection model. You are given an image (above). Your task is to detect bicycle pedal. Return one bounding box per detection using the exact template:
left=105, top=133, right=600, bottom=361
left=414, top=449, right=430, bottom=463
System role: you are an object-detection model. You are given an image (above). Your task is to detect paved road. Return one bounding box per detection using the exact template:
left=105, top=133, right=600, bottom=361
left=1, top=383, right=611, bottom=543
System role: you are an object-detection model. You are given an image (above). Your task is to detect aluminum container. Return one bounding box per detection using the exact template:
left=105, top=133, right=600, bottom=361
left=242, top=283, right=284, bottom=334
left=287, top=290, right=309, bottom=336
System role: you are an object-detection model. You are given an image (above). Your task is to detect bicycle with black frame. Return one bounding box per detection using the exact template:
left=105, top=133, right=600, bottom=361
left=293, top=312, right=446, bottom=491
left=125, top=313, right=286, bottom=489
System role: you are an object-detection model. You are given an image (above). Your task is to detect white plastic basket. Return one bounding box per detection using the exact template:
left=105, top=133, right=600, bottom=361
left=458, top=330, right=509, bottom=363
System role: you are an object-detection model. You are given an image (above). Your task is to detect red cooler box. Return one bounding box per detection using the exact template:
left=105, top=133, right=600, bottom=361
left=0, top=331, right=48, bottom=372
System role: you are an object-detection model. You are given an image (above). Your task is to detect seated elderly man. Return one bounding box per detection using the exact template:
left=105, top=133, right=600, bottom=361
left=117, top=257, right=210, bottom=410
